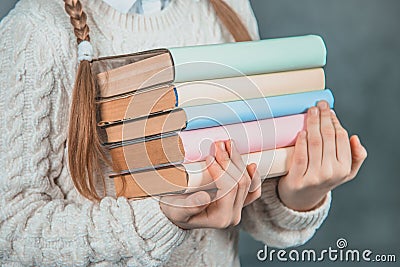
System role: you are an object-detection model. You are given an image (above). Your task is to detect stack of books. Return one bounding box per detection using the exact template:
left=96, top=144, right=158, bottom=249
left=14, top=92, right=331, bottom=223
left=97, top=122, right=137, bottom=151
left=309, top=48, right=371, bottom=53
left=92, top=35, right=334, bottom=198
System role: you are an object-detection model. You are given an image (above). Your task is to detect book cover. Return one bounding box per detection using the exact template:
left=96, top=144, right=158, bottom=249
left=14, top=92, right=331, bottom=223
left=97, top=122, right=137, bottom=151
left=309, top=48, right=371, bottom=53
left=98, top=68, right=325, bottom=123
left=103, top=89, right=333, bottom=144
left=109, top=113, right=309, bottom=172
left=94, top=35, right=327, bottom=98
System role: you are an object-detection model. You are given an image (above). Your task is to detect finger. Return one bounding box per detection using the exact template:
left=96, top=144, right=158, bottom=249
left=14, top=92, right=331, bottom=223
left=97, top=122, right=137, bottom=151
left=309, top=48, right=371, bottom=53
left=160, top=191, right=211, bottom=223
left=224, top=140, right=252, bottom=203
left=244, top=164, right=262, bottom=206
left=207, top=144, right=251, bottom=227
left=306, top=106, right=323, bottom=170
left=206, top=155, right=237, bottom=194
left=214, top=141, right=232, bottom=172
left=288, top=130, right=308, bottom=178
left=345, top=135, right=367, bottom=181
left=243, top=189, right=262, bottom=207
left=215, top=141, right=251, bottom=206
left=331, top=112, right=352, bottom=169
left=225, top=139, right=247, bottom=172
left=318, top=101, right=337, bottom=164
left=223, top=140, right=252, bottom=221
left=206, top=155, right=238, bottom=212
left=247, top=163, right=262, bottom=193
left=222, top=140, right=249, bottom=181
left=213, top=141, right=245, bottom=183
left=189, top=159, right=238, bottom=228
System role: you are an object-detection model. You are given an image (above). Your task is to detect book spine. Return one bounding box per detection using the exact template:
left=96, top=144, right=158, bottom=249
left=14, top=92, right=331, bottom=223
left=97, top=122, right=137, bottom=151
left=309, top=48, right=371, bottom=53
left=179, top=113, right=308, bottom=163
left=169, top=35, right=326, bottom=82
left=183, top=89, right=333, bottom=130
left=112, top=166, right=188, bottom=198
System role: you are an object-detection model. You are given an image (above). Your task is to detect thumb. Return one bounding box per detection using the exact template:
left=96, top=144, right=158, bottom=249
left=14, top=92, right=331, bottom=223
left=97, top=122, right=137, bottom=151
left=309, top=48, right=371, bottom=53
left=247, top=163, right=261, bottom=192
left=346, top=135, right=367, bottom=180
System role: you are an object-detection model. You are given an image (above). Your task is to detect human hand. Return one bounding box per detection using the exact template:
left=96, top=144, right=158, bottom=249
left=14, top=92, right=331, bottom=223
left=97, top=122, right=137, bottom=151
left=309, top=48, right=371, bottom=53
left=160, top=140, right=262, bottom=230
left=278, top=101, right=368, bottom=211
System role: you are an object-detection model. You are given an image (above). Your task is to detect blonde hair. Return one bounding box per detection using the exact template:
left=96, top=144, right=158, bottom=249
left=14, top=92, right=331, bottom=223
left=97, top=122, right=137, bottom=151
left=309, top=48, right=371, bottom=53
left=63, top=0, right=252, bottom=201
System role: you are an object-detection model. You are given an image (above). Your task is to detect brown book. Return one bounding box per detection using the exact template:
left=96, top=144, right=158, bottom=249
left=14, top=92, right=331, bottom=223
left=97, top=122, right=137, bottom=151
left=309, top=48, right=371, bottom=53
left=103, top=110, right=187, bottom=144
left=93, top=50, right=174, bottom=98
left=98, top=84, right=177, bottom=126
left=111, top=147, right=294, bottom=199
left=109, top=133, right=184, bottom=172
left=112, top=166, right=189, bottom=198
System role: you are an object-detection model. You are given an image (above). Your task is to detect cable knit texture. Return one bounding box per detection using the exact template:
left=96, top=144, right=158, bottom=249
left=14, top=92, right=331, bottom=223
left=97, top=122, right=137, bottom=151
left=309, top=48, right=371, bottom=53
left=0, top=0, right=331, bottom=266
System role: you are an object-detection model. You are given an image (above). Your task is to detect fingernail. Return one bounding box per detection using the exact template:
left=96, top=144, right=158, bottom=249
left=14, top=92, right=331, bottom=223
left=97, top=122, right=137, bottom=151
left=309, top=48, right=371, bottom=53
left=318, top=101, right=328, bottom=109
left=229, top=139, right=234, bottom=147
left=247, top=163, right=255, bottom=170
left=310, top=107, right=318, bottom=116
left=251, top=163, right=258, bottom=172
left=228, top=140, right=235, bottom=154
left=219, top=141, right=226, bottom=151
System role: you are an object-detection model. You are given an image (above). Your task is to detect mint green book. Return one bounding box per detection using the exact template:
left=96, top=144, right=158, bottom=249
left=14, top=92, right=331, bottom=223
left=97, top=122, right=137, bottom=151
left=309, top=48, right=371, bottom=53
left=94, top=35, right=327, bottom=98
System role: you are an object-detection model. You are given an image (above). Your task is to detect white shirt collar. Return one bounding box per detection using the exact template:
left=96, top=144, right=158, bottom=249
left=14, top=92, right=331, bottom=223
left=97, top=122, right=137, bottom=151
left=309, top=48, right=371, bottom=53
left=102, top=0, right=136, bottom=14
left=102, top=0, right=170, bottom=14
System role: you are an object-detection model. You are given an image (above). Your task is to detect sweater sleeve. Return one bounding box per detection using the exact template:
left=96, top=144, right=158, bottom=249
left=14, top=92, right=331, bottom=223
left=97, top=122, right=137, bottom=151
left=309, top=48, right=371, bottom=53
left=0, top=11, right=186, bottom=266
left=240, top=178, right=331, bottom=248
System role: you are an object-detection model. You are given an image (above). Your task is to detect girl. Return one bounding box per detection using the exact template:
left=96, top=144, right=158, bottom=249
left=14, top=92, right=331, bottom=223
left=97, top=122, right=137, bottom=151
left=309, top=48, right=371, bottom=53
left=0, top=0, right=367, bottom=266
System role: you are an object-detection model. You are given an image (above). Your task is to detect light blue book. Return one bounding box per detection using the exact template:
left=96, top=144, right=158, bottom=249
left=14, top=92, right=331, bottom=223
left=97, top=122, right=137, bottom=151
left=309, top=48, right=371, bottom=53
left=105, top=89, right=334, bottom=144
left=183, top=89, right=334, bottom=130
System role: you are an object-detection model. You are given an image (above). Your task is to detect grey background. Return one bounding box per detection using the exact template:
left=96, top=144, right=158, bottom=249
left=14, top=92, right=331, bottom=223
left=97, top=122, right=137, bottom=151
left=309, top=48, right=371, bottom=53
left=1, top=0, right=399, bottom=266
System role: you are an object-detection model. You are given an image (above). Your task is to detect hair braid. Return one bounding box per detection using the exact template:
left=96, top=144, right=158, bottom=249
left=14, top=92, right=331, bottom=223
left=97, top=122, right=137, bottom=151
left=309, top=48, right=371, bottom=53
left=62, top=0, right=251, bottom=201
left=63, top=0, right=106, bottom=201
left=64, top=0, right=90, bottom=43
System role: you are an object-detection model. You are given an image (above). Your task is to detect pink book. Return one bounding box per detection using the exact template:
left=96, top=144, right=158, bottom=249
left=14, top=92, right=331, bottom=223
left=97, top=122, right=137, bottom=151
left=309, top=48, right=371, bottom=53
left=109, top=114, right=306, bottom=172
left=180, top=113, right=306, bottom=163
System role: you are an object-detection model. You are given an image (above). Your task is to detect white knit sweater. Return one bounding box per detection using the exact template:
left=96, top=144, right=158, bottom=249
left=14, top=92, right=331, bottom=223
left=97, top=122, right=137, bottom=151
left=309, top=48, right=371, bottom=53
left=0, top=0, right=331, bottom=266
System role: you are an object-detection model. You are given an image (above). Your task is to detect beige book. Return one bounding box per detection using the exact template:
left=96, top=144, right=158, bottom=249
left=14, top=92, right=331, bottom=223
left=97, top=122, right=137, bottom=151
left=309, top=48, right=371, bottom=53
left=98, top=68, right=325, bottom=124
left=111, top=147, right=294, bottom=199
